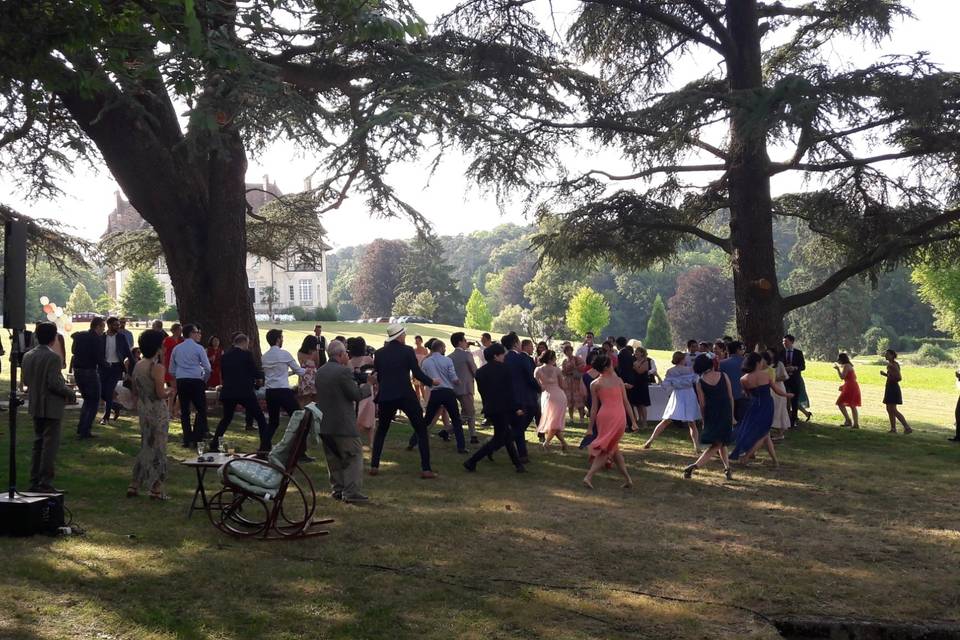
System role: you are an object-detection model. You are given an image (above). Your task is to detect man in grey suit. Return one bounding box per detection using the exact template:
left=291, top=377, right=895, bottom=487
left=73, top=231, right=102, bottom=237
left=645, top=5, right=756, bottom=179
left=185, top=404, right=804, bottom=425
left=449, top=332, right=479, bottom=444
left=313, top=340, right=373, bottom=503
left=21, top=322, right=76, bottom=492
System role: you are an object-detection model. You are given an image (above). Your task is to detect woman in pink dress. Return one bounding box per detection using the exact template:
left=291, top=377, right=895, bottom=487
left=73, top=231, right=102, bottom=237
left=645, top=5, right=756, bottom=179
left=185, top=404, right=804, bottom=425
left=583, top=353, right=639, bottom=489
left=560, top=344, right=587, bottom=422
left=347, top=337, right=377, bottom=449
left=535, top=350, right=569, bottom=452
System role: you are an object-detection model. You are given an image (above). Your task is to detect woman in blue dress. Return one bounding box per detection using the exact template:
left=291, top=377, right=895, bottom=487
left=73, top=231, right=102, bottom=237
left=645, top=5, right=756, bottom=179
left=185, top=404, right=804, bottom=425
left=730, top=352, right=792, bottom=466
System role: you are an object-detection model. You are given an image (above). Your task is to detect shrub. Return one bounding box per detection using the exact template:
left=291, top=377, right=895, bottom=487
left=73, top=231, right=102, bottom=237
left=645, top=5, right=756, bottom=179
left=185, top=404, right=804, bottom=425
left=876, top=337, right=891, bottom=358
left=161, top=306, right=179, bottom=321
left=314, top=305, right=338, bottom=321
left=280, top=306, right=309, bottom=321
left=915, top=342, right=953, bottom=366
left=899, top=336, right=958, bottom=352
left=863, top=326, right=897, bottom=354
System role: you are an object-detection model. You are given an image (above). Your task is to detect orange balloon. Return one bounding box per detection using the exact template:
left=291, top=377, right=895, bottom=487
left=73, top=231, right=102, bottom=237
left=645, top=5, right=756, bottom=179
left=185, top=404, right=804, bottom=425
left=64, top=322, right=74, bottom=332
left=43, top=304, right=53, bottom=313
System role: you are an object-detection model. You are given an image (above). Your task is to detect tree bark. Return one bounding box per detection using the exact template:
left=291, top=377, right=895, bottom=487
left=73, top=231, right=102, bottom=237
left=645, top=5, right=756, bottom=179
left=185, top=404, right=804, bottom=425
left=725, top=0, right=783, bottom=350
left=56, top=82, right=261, bottom=359
left=158, top=136, right=260, bottom=359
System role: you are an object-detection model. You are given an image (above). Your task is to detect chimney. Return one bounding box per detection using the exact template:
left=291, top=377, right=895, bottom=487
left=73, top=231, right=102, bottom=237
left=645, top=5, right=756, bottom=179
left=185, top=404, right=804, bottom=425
left=115, top=190, right=123, bottom=214
left=262, top=174, right=270, bottom=191
left=303, top=176, right=312, bottom=192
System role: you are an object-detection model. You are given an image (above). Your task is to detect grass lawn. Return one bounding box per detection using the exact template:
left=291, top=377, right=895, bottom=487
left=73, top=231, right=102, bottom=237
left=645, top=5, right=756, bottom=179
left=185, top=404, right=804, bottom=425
left=1, top=323, right=959, bottom=638
left=2, top=386, right=960, bottom=637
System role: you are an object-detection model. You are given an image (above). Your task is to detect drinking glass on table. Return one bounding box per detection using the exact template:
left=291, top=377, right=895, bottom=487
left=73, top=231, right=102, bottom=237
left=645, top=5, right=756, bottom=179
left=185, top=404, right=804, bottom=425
left=196, top=441, right=207, bottom=459
left=223, top=438, right=235, bottom=455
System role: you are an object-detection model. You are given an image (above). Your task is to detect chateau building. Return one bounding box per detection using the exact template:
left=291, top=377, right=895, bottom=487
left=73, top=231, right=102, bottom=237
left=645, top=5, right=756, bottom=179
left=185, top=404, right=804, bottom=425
left=103, top=176, right=330, bottom=314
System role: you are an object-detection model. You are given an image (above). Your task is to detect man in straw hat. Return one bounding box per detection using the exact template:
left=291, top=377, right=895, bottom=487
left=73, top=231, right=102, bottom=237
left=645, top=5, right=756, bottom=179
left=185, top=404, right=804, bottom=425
left=371, top=324, right=440, bottom=479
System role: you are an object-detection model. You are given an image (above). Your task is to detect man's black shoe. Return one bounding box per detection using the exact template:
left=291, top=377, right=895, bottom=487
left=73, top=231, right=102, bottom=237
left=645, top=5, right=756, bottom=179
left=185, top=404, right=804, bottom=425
left=34, top=485, right=63, bottom=493
left=463, top=461, right=477, bottom=472
left=470, top=436, right=480, bottom=444
left=439, top=430, right=450, bottom=442
left=515, top=465, right=526, bottom=473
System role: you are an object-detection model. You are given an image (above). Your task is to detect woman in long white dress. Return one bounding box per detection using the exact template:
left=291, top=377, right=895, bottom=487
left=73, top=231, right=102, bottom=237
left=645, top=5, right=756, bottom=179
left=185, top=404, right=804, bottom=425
left=768, top=349, right=791, bottom=440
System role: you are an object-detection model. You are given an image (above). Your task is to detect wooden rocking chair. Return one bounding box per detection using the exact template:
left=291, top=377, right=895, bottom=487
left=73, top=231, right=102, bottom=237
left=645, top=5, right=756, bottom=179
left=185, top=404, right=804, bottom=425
left=208, top=408, right=333, bottom=540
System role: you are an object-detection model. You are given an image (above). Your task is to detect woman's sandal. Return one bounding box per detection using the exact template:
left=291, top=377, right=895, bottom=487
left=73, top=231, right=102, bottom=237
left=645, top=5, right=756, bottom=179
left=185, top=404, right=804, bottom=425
left=682, top=463, right=697, bottom=479
left=149, top=491, right=171, bottom=501
left=126, top=487, right=138, bottom=498
left=581, top=478, right=594, bottom=489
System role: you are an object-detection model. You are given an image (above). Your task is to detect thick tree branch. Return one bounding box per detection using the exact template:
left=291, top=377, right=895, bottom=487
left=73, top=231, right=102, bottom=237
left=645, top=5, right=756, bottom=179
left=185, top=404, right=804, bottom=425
left=770, top=150, right=928, bottom=175
left=582, top=0, right=728, bottom=55
left=653, top=221, right=731, bottom=251
left=683, top=0, right=733, bottom=52
left=782, top=207, right=960, bottom=311
left=583, top=162, right=727, bottom=181
left=518, top=114, right=729, bottom=160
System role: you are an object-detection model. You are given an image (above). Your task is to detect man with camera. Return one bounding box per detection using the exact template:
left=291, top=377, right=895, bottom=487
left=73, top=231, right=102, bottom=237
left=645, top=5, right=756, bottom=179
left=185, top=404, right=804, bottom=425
left=314, top=340, right=373, bottom=502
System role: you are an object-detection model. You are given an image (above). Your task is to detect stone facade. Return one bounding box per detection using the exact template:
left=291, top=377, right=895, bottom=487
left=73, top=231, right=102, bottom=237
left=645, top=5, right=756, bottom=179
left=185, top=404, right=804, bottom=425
left=104, top=176, right=329, bottom=313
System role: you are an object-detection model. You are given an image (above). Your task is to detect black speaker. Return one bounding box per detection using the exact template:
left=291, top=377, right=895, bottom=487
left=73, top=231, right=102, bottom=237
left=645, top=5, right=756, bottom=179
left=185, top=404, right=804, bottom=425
left=0, top=492, right=65, bottom=536
left=3, top=219, right=27, bottom=330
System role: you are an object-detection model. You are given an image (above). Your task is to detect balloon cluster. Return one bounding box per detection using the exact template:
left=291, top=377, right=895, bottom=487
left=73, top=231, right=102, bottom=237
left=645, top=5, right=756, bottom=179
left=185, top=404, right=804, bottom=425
left=38, top=296, right=73, bottom=333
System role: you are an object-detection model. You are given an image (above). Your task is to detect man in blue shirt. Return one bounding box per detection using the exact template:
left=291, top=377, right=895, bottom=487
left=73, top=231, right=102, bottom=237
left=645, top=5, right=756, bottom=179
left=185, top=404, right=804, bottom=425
left=409, top=339, right=467, bottom=454
left=170, top=323, right=211, bottom=447
left=718, top=341, right=749, bottom=421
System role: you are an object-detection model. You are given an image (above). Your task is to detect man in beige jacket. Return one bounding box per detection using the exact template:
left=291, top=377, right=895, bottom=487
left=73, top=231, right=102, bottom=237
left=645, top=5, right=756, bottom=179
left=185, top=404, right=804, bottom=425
left=21, top=322, right=76, bottom=492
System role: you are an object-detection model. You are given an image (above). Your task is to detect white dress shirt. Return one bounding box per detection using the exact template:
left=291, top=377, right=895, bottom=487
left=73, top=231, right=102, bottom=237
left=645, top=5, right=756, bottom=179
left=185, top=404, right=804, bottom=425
left=105, top=334, right=119, bottom=364
left=262, top=345, right=305, bottom=390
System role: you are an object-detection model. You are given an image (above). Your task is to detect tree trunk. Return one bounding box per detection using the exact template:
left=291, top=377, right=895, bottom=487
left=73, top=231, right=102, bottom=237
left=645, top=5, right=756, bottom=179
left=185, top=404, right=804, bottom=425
left=52, top=49, right=260, bottom=359
left=152, top=136, right=260, bottom=359
left=725, top=0, right=783, bottom=351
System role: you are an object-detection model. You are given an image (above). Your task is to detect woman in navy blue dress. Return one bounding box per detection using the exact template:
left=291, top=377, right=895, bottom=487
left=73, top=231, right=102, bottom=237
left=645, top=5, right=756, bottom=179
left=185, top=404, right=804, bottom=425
left=730, top=353, right=792, bottom=466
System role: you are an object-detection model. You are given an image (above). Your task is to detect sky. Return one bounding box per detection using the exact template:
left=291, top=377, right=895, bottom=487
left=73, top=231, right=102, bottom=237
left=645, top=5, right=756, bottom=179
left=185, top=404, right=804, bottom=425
left=1, top=1, right=955, bottom=252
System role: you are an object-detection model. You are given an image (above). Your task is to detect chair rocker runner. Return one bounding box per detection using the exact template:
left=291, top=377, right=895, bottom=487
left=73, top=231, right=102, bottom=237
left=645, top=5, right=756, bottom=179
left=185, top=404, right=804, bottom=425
left=208, top=405, right=333, bottom=540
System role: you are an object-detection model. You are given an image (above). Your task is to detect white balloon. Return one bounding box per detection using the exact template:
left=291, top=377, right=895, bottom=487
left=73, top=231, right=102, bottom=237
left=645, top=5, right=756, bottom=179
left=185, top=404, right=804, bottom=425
left=46, top=312, right=57, bottom=321
left=54, top=308, right=64, bottom=318
left=39, top=296, right=50, bottom=305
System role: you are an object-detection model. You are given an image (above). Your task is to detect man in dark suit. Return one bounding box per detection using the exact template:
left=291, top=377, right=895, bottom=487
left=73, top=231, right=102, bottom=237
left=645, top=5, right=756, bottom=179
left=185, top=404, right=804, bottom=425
left=98, top=316, right=133, bottom=425
left=463, top=343, right=524, bottom=473
left=211, top=333, right=266, bottom=451
left=502, top=333, right=540, bottom=464
left=315, top=339, right=373, bottom=502
left=780, top=334, right=806, bottom=428
left=22, top=322, right=76, bottom=492
left=314, top=324, right=328, bottom=366
left=371, top=324, right=439, bottom=479
left=71, top=316, right=106, bottom=439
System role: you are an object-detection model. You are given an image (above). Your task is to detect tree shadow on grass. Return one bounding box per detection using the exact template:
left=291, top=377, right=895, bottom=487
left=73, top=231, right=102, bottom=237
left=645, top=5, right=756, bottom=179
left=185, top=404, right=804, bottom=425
left=2, top=417, right=958, bottom=638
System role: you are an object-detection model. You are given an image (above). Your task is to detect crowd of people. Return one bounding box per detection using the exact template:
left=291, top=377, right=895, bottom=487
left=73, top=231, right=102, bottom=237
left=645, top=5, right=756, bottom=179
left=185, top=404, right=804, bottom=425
left=17, top=315, right=956, bottom=500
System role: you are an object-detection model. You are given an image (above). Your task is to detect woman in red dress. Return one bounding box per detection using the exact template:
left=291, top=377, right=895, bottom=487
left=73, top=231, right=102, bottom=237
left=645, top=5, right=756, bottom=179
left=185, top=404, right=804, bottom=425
left=834, top=353, right=861, bottom=429
left=583, top=353, right=639, bottom=489
left=206, top=335, right=223, bottom=389
left=161, top=323, right=183, bottom=385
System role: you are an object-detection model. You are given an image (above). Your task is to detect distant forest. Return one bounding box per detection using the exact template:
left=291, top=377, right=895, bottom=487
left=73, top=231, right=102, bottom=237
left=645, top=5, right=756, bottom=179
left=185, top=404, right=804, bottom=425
left=324, top=221, right=942, bottom=360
